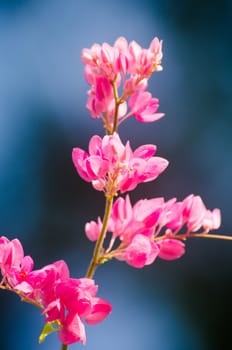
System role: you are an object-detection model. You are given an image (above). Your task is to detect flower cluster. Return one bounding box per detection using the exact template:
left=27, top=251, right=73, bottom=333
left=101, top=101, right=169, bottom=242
left=74, top=37, right=225, bottom=275
left=85, top=194, right=221, bottom=268
left=72, top=132, right=168, bottom=195
left=0, top=236, right=111, bottom=345
left=82, top=37, right=164, bottom=132
left=1, top=36, right=229, bottom=350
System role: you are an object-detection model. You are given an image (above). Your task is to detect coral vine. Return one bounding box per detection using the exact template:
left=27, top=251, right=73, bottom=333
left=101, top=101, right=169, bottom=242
left=0, top=36, right=231, bottom=349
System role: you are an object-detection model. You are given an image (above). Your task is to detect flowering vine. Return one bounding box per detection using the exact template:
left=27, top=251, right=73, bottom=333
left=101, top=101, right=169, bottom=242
left=0, top=36, right=231, bottom=350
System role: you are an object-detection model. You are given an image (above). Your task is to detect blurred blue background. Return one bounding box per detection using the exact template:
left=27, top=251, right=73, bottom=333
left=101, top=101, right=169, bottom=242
left=0, top=0, right=232, bottom=349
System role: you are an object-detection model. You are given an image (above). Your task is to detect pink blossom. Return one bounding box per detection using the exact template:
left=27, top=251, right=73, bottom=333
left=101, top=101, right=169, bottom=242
left=13, top=260, right=70, bottom=305
left=59, top=313, right=86, bottom=345
left=202, top=208, right=221, bottom=231
left=86, top=76, right=115, bottom=118
left=123, top=234, right=160, bottom=268
left=157, top=239, right=185, bottom=260
left=8, top=255, right=34, bottom=291
left=107, top=195, right=134, bottom=238
left=0, top=238, right=24, bottom=275
left=128, top=91, right=164, bottom=123
left=85, top=195, right=163, bottom=245
left=85, top=194, right=221, bottom=268
left=45, top=278, right=112, bottom=345
left=85, top=217, right=102, bottom=241
left=85, top=297, right=112, bottom=325
left=159, top=194, right=221, bottom=235
left=0, top=236, right=112, bottom=345
left=0, top=237, right=35, bottom=289
left=72, top=133, right=168, bottom=195
left=183, top=195, right=207, bottom=232
left=128, top=40, right=162, bottom=76
left=132, top=197, right=164, bottom=228
left=124, top=76, right=148, bottom=95
left=149, top=37, right=163, bottom=71
left=81, top=37, right=164, bottom=126
left=109, top=196, right=163, bottom=243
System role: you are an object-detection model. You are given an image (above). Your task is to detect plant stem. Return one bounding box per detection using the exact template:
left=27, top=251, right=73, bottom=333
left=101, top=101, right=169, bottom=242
left=112, top=80, right=120, bottom=133
left=154, top=232, right=232, bottom=242
left=86, top=195, right=114, bottom=278
left=61, top=344, right=68, bottom=350
left=188, top=233, right=232, bottom=240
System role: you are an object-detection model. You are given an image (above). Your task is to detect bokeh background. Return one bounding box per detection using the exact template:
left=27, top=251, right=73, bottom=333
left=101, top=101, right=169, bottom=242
left=0, top=0, right=232, bottom=349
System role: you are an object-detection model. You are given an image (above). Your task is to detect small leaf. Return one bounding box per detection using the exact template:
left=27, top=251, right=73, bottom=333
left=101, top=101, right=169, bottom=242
left=38, top=322, right=59, bottom=344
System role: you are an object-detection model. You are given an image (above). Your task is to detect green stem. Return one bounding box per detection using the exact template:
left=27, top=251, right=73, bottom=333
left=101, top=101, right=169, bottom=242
left=86, top=195, right=114, bottom=278
left=112, top=102, right=120, bottom=134
left=111, top=81, right=120, bottom=134
left=61, top=344, right=68, bottom=350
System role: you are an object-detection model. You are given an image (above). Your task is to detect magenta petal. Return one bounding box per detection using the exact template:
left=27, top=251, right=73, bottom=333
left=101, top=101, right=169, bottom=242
left=86, top=298, right=112, bottom=325
left=86, top=156, right=107, bottom=179
left=85, top=219, right=102, bottom=241
left=158, top=239, right=185, bottom=260
left=59, top=314, right=86, bottom=345
left=14, top=281, right=33, bottom=293
left=113, top=195, right=133, bottom=222
left=53, top=260, right=70, bottom=280
left=140, top=157, right=168, bottom=183
left=133, top=144, right=157, bottom=159
left=21, top=255, right=34, bottom=273
left=88, top=135, right=103, bottom=155
left=72, top=148, right=90, bottom=181
left=10, top=239, right=24, bottom=267
left=187, top=196, right=206, bottom=232
left=125, top=234, right=159, bottom=268
left=95, top=76, right=113, bottom=101
left=136, top=112, right=164, bottom=123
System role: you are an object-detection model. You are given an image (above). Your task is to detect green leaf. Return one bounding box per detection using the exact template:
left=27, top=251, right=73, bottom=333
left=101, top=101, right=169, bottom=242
left=38, top=322, right=59, bottom=344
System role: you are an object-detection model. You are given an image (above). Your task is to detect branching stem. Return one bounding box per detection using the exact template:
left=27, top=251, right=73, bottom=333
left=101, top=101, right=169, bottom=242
left=86, top=195, right=114, bottom=278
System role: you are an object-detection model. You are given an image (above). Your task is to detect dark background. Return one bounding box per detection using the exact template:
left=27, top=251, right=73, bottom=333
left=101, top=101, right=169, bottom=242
left=0, top=0, right=232, bottom=349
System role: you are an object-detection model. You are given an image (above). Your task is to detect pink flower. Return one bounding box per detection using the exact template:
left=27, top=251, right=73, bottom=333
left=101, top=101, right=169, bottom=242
left=0, top=237, right=24, bottom=275
left=7, top=255, right=34, bottom=292
left=107, top=195, right=134, bottom=239
left=86, top=76, right=115, bottom=118
left=44, top=278, right=112, bottom=345
left=128, top=38, right=163, bottom=75
left=0, top=237, right=35, bottom=289
left=108, top=196, right=164, bottom=242
left=0, top=236, right=112, bottom=346
left=157, top=239, right=185, bottom=260
left=82, top=36, right=163, bottom=80
left=158, top=194, right=221, bottom=234
left=149, top=37, right=163, bottom=71
left=14, top=260, right=70, bottom=304
left=85, top=194, right=221, bottom=269
left=85, top=297, right=112, bottom=325
left=128, top=91, right=164, bottom=123
left=123, top=234, right=160, bottom=268
left=85, top=217, right=102, bottom=241
left=59, top=313, right=86, bottom=345
left=202, top=208, right=221, bottom=231
left=72, top=133, right=168, bottom=195
left=81, top=37, right=164, bottom=126
left=182, top=195, right=207, bottom=232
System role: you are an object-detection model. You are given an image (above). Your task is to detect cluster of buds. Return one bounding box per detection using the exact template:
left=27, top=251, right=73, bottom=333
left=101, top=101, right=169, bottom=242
left=0, top=236, right=111, bottom=345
